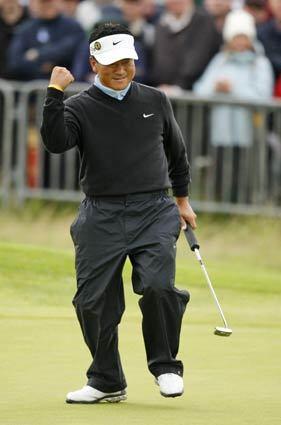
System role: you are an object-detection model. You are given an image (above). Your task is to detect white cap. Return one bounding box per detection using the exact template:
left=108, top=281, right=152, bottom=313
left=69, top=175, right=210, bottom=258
left=89, top=33, right=138, bottom=65
left=223, top=9, right=257, bottom=43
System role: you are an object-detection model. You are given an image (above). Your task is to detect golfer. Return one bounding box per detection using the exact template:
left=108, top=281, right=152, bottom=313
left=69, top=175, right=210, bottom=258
left=41, top=22, right=197, bottom=404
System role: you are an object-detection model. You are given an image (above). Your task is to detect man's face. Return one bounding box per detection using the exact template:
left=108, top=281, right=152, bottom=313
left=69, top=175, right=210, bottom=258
left=90, top=58, right=136, bottom=90
left=32, top=0, right=60, bottom=19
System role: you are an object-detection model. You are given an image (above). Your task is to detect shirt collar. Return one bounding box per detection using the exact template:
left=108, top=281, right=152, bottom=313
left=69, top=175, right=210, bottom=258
left=94, top=75, right=131, bottom=101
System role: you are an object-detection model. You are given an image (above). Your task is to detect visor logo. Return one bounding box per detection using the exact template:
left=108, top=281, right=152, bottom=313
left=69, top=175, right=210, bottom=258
left=94, top=41, right=101, bottom=51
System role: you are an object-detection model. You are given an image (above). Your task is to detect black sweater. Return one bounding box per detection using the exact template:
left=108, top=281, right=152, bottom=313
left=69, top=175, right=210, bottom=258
left=40, top=82, right=190, bottom=197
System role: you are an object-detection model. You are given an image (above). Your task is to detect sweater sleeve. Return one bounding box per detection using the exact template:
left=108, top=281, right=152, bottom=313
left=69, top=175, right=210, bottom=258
left=40, top=87, right=81, bottom=154
left=161, top=92, right=191, bottom=197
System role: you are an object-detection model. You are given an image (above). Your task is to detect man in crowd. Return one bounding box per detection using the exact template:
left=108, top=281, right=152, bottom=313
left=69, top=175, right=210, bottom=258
left=151, top=0, right=222, bottom=93
left=7, top=0, right=86, bottom=80
left=0, top=0, right=29, bottom=79
left=41, top=22, right=197, bottom=403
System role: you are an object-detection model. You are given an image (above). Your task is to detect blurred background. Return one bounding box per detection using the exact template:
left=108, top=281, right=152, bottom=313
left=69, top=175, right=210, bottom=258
left=0, top=0, right=281, bottom=211
left=0, top=1, right=280, bottom=425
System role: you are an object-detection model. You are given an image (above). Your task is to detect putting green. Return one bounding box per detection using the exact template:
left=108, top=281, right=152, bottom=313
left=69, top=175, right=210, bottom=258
left=0, top=218, right=280, bottom=425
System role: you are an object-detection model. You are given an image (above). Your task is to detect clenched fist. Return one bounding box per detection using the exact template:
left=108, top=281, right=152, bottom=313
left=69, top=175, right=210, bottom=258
left=49, top=66, right=75, bottom=91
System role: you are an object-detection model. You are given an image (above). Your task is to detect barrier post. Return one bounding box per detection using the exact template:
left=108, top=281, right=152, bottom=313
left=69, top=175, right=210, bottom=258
left=0, top=80, right=15, bottom=206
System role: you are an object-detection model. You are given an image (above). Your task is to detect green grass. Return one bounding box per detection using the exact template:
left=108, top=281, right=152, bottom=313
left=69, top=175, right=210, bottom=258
left=0, top=210, right=280, bottom=425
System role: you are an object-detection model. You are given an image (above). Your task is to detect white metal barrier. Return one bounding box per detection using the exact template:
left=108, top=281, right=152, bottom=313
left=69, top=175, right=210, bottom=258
left=169, top=92, right=281, bottom=215
left=0, top=79, right=16, bottom=205
left=0, top=80, right=280, bottom=216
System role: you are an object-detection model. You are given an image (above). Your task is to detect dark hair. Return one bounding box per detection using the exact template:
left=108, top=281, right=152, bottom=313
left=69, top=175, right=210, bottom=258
left=89, top=22, right=132, bottom=45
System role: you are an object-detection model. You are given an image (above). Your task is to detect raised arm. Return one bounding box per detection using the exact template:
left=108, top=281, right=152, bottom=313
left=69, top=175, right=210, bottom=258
left=40, top=66, right=81, bottom=153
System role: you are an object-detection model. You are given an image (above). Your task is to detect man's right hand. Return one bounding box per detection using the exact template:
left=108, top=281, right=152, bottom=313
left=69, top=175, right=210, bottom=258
left=49, top=66, right=75, bottom=91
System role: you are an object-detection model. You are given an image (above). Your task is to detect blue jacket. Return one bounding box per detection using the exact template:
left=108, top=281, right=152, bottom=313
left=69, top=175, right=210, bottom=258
left=193, top=45, right=274, bottom=147
left=8, top=14, right=86, bottom=80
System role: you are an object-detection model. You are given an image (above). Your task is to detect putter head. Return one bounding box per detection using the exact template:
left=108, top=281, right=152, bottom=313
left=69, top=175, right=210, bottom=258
left=214, top=327, right=232, bottom=337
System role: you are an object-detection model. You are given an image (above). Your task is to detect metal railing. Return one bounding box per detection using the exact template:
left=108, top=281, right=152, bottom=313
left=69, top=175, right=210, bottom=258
left=0, top=79, right=15, bottom=205
left=0, top=79, right=280, bottom=216
left=15, top=80, right=88, bottom=205
left=169, top=92, right=281, bottom=215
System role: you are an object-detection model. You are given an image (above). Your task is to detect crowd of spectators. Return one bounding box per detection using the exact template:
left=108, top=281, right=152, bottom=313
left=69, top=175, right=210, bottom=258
left=0, top=0, right=280, bottom=199
left=0, top=0, right=281, bottom=98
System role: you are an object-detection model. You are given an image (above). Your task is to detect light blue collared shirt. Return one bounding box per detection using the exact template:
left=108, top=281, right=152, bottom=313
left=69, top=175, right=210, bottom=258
left=94, top=75, right=131, bottom=101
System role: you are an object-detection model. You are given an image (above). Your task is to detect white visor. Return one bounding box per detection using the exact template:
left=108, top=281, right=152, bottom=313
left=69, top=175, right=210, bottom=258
left=90, top=33, right=138, bottom=65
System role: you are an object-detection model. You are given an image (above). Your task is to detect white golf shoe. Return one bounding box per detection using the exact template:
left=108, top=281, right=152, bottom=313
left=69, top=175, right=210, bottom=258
left=66, top=385, right=127, bottom=404
left=155, top=373, right=184, bottom=398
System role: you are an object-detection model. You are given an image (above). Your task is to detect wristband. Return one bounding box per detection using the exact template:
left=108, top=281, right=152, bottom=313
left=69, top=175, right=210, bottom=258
left=48, top=84, right=63, bottom=92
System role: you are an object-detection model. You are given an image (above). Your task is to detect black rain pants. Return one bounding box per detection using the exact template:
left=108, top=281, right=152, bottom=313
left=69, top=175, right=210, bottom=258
left=70, top=190, right=190, bottom=393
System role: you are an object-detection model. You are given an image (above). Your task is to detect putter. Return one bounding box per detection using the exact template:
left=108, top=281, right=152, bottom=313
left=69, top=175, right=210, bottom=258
left=184, top=224, right=232, bottom=337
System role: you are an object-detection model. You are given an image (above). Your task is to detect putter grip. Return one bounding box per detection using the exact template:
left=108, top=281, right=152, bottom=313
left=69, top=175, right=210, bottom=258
left=184, top=224, right=200, bottom=251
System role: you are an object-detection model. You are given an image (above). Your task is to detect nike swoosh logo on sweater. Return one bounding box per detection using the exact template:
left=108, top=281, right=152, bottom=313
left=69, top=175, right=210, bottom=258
left=143, top=113, right=154, bottom=118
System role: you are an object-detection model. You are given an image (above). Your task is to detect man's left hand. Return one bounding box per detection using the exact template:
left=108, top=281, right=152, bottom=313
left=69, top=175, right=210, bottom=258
left=175, top=197, right=197, bottom=230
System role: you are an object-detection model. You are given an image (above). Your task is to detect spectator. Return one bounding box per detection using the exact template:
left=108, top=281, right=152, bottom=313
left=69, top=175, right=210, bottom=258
left=7, top=0, right=86, bottom=81
left=193, top=9, right=274, bottom=200
left=119, top=0, right=154, bottom=83
left=204, top=0, right=232, bottom=34
left=142, top=0, right=164, bottom=24
left=194, top=9, right=274, bottom=147
left=97, top=0, right=123, bottom=23
left=151, top=0, right=222, bottom=94
left=70, top=0, right=101, bottom=34
left=244, top=0, right=269, bottom=24
left=59, top=0, right=80, bottom=17
left=258, top=0, right=281, bottom=96
left=0, top=0, right=29, bottom=79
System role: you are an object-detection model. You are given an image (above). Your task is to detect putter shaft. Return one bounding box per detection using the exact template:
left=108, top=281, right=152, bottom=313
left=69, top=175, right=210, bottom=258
left=193, top=248, right=229, bottom=329
left=184, top=224, right=232, bottom=335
